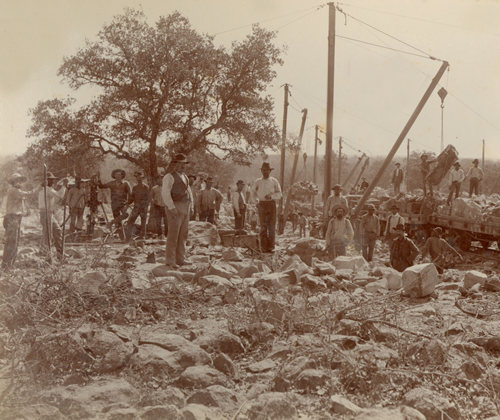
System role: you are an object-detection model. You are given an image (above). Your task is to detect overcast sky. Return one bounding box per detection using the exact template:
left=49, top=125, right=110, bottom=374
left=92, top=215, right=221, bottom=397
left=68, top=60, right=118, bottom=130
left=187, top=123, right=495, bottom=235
left=1, top=0, right=500, bottom=162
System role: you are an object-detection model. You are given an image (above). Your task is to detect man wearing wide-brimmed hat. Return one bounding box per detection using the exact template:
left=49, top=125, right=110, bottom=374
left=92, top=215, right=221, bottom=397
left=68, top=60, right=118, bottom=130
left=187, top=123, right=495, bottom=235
left=37, top=172, right=65, bottom=256
left=162, top=153, right=193, bottom=268
left=98, top=168, right=131, bottom=240
left=63, top=176, right=88, bottom=233
left=199, top=176, right=223, bottom=225
left=251, top=162, right=282, bottom=253
left=232, top=180, right=247, bottom=232
left=125, top=171, right=150, bottom=241
left=465, top=158, right=483, bottom=197
left=391, top=162, right=404, bottom=196
left=389, top=224, right=419, bottom=272
left=2, top=173, right=32, bottom=269
left=420, top=227, right=463, bottom=273
left=325, top=205, right=353, bottom=259
left=324, top=184, right=348, bottom=219
left=384, top=204, right=405, bottom=245
left=360, top=204, right=380, bottom=262
left=447, top=161, right=465, bottom=204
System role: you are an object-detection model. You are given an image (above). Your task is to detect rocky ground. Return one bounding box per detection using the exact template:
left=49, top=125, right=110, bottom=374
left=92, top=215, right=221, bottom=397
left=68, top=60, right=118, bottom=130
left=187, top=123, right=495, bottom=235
left=0, top=213, right=499, bottom=419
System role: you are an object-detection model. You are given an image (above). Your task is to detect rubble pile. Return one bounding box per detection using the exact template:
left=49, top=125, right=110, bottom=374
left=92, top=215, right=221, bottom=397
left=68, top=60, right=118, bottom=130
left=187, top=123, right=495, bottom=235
left=0, top=219, right=499, bottom=419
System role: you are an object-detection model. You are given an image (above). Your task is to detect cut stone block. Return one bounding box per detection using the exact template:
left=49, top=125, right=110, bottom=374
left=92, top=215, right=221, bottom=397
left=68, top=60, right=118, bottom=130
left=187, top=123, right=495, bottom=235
left=463, top=270, right=488, bottom=289
left=333, top=256, right=368, bottom=271
left=402, top=263, right=440, bottom=298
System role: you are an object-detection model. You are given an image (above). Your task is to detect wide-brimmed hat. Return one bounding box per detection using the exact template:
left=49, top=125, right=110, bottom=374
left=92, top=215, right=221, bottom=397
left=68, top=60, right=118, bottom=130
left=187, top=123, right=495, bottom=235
left=187, top=174, right=197, bottom=180
left=433, top=227, right=443, bottom=235
left=391, top=204, right=399, bottom=210
left=332, top=205, right=347, bottom=215
left=394, top=224, right=405, bottom=231
left=395, top=162, right=401, bottom=166
left=172, top=153, right=189, bottom=164
left=236, top=180, right=245, bottom=185
left=261, top=162, right=273, bottom=171
left=206, top=176, right=214, bottom=182
left=111, top=169, right=126, bottom=179
left=134, top=171, right=145, bottom=179
left=366, top=204, right=376, bottom=211
left=453, top=162, right=460, bottom=167
left=46, top=172, right=58, bottom=180
left=332, top=184, right=342, bottom=190
left=472, top=159, right=479, bottom=164
left=8, top=173, right=27, bottom=185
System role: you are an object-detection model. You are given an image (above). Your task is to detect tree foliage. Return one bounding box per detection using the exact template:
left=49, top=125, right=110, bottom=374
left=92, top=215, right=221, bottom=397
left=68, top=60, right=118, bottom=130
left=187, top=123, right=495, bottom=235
left=27, top=9, right=283, bottom=177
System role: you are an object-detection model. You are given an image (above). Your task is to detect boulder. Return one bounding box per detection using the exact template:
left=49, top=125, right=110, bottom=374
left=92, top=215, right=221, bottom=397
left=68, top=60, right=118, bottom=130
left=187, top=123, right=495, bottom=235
left=186, top=385, right=239, bottom=411
left=208, top=262, right=238, bottom=280
left=287, top=238, right=328, bottom=265
left=77, top=271, right=108, bottom=294
left=312, top=257, right=336, bottom=275
left=300, top=273, right=327, bottom=289
left=402, top=263, right=440, bottom=298
left=238, top=263, right=261, bottom=279
left=176, top=366, right=229, bottom=389
left=131, top=344, right=184, bottom=375
left=384, top=267, right=403, bottom=290
left=333, top=255, right=368, bottom=271
left=355, top=406, right=425, bottom=420
left=365, top=279, right=388, bottom=293
left=221, top=248, right=243, bottom=261
left=295, top=368, right=329, bottom=390
left=140, top=405, right=182, bottom=420
left=84, top=330, right=135, bottom=373
left=247, top=359, right=276, bottom=373
left=0, top=404, right=65, bottom=420
left=403, top=387, right=460, bottom=420
left=188, top=221, right=219, bottom=246
left=484, top=276, right=500, bottom=292
left=464, top=270, right=488, bottom=289
left=243, top=392, right=297, bottom=420
left=330, top=394, right=362, bottom=415
left=250, top=290, right=288, bottom=325
left=151, top=265, right=184, bottom=280
left=213, top=353, right=238, bottom=378
left=281, top=254, right=312, bottom=280
left=197, top=275, right=234, bottom=293
left=180, top=403, right=217, bottom=420
left=104, top=408, right=139, bottom=419
left=254, top=272, right=293, bottom=289
left=194, top=331, right=245, bottom=355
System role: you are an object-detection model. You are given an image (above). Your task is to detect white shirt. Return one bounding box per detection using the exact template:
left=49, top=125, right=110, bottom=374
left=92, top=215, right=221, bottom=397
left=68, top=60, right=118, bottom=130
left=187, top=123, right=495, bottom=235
left=385, top=212, right=405, bottom=236
left=38, top=187, right=64, bottom=212
left=161, top=172, right=193, bottom=211
left=466, top=166, right=483, bottom=180
left=450, top=167, right=465, bottom=183
left=252, top=176, right=282, bottom=202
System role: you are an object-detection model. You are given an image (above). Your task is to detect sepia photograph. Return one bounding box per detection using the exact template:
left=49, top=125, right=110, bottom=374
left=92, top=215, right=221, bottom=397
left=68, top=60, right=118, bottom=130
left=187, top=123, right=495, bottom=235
left=1, top=0, right=499, bottom=418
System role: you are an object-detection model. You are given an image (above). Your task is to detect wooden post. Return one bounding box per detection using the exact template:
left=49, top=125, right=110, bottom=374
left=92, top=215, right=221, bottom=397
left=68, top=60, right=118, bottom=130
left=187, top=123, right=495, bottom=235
left=352, top=60, right=449, bottom=218
left=279, top=84, right=289, bottom=211
left=341, top=153, right=365, bottom=190
left=406, top=138, right=410, bottom=192
left=338, top=136, right=342, bottom=184
left=324, top=2, right=336, bottom=205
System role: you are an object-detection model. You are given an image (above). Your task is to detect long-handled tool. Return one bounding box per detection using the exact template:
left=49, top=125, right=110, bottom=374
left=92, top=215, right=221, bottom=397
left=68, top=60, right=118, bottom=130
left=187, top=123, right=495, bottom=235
left=43, top=164, right=52, bottom=262
left=61, top=203, right=67, bottom=261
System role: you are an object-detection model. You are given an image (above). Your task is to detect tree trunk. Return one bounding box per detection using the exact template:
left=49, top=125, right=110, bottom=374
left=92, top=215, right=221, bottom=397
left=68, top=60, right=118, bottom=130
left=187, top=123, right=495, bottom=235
left=149, top=136, right=158, bottom=180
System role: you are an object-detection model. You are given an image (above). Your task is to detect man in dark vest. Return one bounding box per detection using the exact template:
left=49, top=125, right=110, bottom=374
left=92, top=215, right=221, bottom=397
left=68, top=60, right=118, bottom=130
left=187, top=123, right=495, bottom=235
left=391, top=162, right=404, bottom=195
left=231, top=180, right=247, bottom=232
left=161, top=153, right=192, bottom=268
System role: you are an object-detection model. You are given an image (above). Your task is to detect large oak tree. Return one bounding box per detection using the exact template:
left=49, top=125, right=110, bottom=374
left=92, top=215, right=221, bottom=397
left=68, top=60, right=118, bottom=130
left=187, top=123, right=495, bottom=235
left=28, top=9, right=283, bottom=177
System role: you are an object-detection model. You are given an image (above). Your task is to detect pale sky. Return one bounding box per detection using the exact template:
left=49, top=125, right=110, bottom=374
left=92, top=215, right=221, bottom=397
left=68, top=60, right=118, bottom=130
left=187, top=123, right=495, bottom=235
left=1, top=0, right=500, bottom=161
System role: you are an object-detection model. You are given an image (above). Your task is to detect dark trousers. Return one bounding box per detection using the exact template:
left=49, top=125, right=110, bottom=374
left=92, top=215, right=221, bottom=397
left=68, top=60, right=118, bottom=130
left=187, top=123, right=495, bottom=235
left=151, top=204, right=168, bottom=236
left=126, top=206, right=148, bottom=240
left=258, top=201, right=276, bottom=252
left=69, top=207, right=84, bottom=232
left=234, top=207, right=246, bottom=231
left=111, top=203, right=129, bottom=239
left=362, top=231, right=377, bottom=262
left=200, top=208, right=216, bottom=225
left=469, top=178, right=480, bottom=196
left=447, top=181, right=461, bottom=203
left=2, top=214, right=22, bottom=269
left=393, top=182, right=401, bottom=195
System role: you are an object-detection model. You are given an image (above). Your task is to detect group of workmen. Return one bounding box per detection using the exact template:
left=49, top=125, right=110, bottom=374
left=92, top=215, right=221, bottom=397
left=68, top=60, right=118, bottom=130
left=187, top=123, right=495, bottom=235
left=2, top=152, right=467, bottom=274
left=391, top=155, right=484, bottom=201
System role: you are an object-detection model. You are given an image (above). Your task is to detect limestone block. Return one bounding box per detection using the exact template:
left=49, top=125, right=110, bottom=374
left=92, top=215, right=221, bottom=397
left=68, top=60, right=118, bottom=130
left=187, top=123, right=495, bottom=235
left=463, top=270, right=488, bottom=289
left=402, top=263, right=440, bottom=298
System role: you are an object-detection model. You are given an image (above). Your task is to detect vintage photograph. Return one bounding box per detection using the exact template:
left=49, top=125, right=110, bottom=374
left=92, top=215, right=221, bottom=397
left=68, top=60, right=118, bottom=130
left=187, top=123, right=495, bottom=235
left=1, top=0, right=499, bottom=418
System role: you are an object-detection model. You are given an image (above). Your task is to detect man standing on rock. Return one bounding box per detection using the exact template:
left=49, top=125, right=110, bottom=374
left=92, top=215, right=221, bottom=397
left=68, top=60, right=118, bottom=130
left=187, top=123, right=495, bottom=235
left=447, top=162, right=465, bottom=204
left=466, top=159, right=483, bottom=197
left=391, top=162, right=404, bottom=195
left=162, top=153, right=193, bottom=268
left=199, top=177, right=223, bottom=225
left=385, top=204, right=405, bottom=245
left=63, top=177, right=87, bottom=233
left=252, top=162, right=282, bottom=253
left=360, top=204, right=380, bottom=262
left=420, top=154, right=437, bottom=196
left=325, top=206, right=354, bottom=259
left=324, top=184, right=349, bottom=219
left=232, top=180, right=247, bottom=232
left=98, top=169, right=131, bottom=240
left=1, top=173, right=32, bottom=270
left=390, top=224, right=419, bottom=272
left=125, top=171, right=150, bottom=241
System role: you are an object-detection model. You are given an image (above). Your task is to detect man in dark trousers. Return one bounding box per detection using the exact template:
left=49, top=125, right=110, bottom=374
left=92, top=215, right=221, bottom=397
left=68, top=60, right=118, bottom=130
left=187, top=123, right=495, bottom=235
left=161, top=153, right=193, bottom=268
left=360, top=204, right=380, bottom=262
left=125, top=171, right=150, bottom=241
left=98, top=168, right=131, bottom=239
left=150, top=176, right=168, bottom=238
left=252, top=162, right=282, bottom=253
left=391, top=162, right=404, bottom=195
left=199, top=177, right=223, bottom=225
left=466, top=159, right=484, bottom=197
left=390, top=224, right=420, bottom=272
left=420, top=154, right=437, bottom=196
left=231, top=180, right=247, bottom=232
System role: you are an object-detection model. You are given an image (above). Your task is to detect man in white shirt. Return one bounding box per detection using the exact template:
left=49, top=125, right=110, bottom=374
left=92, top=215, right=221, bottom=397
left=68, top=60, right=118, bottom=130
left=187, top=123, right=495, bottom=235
left=324, top=184, right=349, bottom=219
left=384, top=204, right=405, bottom=245
left=252, top=162, right=282, bottom=253
left=232, top=180, right=247, bottom=232
left=161, top=153, right=193, bottom=268
left=325, top=206, right=354, bottom=259
left=38, top=172, right=65, bottom=256
left=447, top=162, right=465, bottom=204
left=466, top=159, right=483, bottom=197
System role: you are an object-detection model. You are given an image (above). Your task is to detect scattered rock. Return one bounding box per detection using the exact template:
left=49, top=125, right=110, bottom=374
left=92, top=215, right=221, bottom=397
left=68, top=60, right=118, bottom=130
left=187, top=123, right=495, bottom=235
left=300, top=273, right=327, bottom=289
left=365, top=279, right=388, bottom=293
left=76, top=271, right=108, bottom=294
left=186, top=385, right=239, bottom=411
left=355, top=406, right=425, bottom=419
left=84, top=329, right=135, bottom=373
left=0, top=404, right=65, bottom=420
left=461, top=360, right=483, bottom=379
left=402, top=263, right=440, bottom=297
left=221, top=248, right=243, bottom=261
left=312, top=257, right=336, bottom=275
left=254, top=272, right=293, bottom=289
left=287, top=238, right=328, bottom=265
left=188, top=221, right=219, bottom=246
left=403, top=387, right=460, bottom=420
left=151, top=265, right=184, bottom=279
left=176, top=366, right=229, bottom=389
left=104, top=407, right=139, bottom=419
left=484, top=276, right=500, bottom=292
left=247, top=359, right=276, bottom=373
left=213, top=353, right=238, bottom=378
left=295, top=368, right=329, bottom=390
left=333, top=255, right=368, bottom=271
left=464, top=270, right=488, bottom=289
left=195, top=330, right=245, bottom=355
left=243, top=392, right=297, bottom=420
left=208, top=262, right=238, bottom=280
left=330, top=394, right=362, bottom=415
left=140, top=404, right=182, bottom=420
